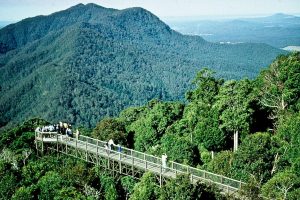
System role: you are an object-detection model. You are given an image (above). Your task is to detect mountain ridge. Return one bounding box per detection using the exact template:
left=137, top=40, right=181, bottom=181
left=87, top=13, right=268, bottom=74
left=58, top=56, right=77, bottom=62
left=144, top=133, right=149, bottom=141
left=0, top=4, right=284, bottom=128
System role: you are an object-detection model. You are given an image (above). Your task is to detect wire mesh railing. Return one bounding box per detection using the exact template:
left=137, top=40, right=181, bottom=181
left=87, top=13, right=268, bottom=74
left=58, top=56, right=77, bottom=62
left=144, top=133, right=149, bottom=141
left=36, top=131, right=245, bottom=191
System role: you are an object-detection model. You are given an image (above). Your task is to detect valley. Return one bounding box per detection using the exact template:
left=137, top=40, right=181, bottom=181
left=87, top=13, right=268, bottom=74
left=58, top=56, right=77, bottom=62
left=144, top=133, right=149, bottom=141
left=165, top=13, right=300, bottom=48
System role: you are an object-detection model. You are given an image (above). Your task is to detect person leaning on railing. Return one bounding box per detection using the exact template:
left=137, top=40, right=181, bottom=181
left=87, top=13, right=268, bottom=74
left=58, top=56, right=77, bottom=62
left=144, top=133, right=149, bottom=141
left=108, top=139, right=115, bottom=150
left=105, top=143, right=109, bottom=155
left=117, top=144, right=122, bottom=160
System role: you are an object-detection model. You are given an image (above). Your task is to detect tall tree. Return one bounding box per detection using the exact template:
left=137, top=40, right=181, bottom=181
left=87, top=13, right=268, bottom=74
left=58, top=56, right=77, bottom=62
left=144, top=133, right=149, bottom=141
left=37, top=171, right=64, bottom=200
left=186, top=68, right=222, bottom=105
left=99, top=174, right=118, bottom=200
left=159, top=175, right=193, bottom=200
left=276, top=112, right=300, bottom=172
left=92, top=118, right=127, bottom=145
left=121, top=176, right=137, bottom=200
left=258, top=53, right=300, bottom=119
left=129, top=172, right=159, bottom=200
left=215, top=79, right=253, bottom=151
left=160, top=131, right=198, bottom=165
left=129, top=101, right=184, bottom=152
left=231, top=132, right=274, bottom=183
left=261, top=170, right=299, bottom=200
left=184, top=68, right=224, bottom=149
left=193, top=108, right=226, bottom=151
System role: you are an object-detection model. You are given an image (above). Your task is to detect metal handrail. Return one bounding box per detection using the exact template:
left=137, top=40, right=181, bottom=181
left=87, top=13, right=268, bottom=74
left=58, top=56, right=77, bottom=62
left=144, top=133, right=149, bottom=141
left=36, top=131, right=245, bottom=190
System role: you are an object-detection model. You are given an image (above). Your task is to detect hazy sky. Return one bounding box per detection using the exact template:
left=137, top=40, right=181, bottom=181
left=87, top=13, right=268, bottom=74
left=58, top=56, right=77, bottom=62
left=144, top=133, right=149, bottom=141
left=0, top=0, right=300, bottom=21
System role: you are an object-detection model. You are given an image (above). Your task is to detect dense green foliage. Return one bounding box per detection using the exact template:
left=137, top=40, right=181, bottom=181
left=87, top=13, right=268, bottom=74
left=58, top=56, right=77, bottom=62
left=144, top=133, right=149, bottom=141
left=92, top=118, right=127, bottom=145
left=0, top=50, right=299, bottom=198
left=89, top=52, right=300, bottom=198
left=0, top=3, right=284, bottom=129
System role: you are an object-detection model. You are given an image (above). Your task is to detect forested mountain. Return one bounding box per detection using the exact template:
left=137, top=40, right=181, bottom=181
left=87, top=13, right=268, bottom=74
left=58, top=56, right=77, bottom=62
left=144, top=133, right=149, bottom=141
left=0, top=3, right=284, bottom=128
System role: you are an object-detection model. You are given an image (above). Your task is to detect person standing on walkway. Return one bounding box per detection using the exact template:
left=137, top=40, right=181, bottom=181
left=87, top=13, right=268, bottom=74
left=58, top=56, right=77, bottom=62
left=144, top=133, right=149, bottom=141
left=117, top=144, right=122, bottom=153
left=105, top=143, right=109, bottom=155
left=75, top=129, right=80, bottom=140
left=58, top=122, right=62, bottom=134
left=108, top=139, right=115, bottom=150
left=63, top=122, right=68, bottom=134
left=35, top=127, right=41, bottom=132
left=117, top=144, right=122, bottom=160
left=162, top=153, right=168, bottom=172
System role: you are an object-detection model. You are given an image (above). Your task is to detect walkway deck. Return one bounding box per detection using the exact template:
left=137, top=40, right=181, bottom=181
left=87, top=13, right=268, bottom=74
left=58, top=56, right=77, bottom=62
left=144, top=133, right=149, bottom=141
left=35, top=131, right=245, bottom=194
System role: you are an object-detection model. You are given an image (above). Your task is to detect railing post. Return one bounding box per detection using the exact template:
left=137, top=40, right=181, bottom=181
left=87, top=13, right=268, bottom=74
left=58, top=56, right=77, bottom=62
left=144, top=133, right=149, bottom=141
left=132, top=156, right=134, bottom=176
left=118, top=146, right=122, bottom=174
left=41, top=133, right=44, bottom=154
left=65, top=136, right=68, bottom=154
left=160, top=165, right=162, bottom=187
left=56, top=133, right=59, bottom=154
left=76, top=136, right=78, bottom=158
left=143, top=153, right=146, bottom=169
left=42, top=135, right=44, bottom=155
left=173, top=162, right=177, bottom=176
left=239, top=180, right=242, bottom=189
left=119, top=158, right=122, bottom=174
left=227, top=185, right=229, bottom=193
left=35, top=131, right=37, bottom=149
left=85, top=141, right=88, bottom=161
left=112, top=160, right=115, bottom=177
left=96, top=141, right=99, bottom=165
left=107, top=155, right=110, bottom=170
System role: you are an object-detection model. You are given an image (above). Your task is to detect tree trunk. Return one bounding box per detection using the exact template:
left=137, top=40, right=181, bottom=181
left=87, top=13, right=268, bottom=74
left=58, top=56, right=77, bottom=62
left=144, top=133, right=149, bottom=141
left=234, top=130, right=239, bottom=151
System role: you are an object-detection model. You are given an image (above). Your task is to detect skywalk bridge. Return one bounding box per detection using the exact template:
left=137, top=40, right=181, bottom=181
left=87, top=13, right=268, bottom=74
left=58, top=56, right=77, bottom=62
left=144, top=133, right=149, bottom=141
left=35, top=131, right=245, bottom=194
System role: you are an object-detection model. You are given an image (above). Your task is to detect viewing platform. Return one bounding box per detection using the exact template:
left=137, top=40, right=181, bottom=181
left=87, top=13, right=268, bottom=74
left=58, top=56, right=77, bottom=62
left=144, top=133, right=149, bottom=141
left=35, top=131, right=245, bottom=194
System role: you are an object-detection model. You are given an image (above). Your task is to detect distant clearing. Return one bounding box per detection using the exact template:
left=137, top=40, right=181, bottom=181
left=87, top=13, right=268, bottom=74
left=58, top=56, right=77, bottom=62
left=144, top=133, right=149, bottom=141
left=282, top=46, right=300, bottom=51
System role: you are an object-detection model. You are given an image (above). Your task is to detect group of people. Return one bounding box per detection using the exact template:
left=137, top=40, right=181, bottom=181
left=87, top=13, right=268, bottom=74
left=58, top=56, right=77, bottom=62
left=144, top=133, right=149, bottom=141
left=104, top=139, right=122, bottom=156
left=35, top=122, right=80, bottom=140
left=102, top=139, right=168, bottom=172
left=36, top=124, right=168, bottom=171
left=55, top=122, right=71, bottom=137
left=36, top=125, right=57, bottom=132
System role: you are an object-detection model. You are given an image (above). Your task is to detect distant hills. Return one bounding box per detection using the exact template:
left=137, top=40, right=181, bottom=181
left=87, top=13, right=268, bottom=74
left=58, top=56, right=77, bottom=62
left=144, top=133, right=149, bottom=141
left=166, top=13, right=300, bottom=48
left=0, top=3, right=284, bottom=128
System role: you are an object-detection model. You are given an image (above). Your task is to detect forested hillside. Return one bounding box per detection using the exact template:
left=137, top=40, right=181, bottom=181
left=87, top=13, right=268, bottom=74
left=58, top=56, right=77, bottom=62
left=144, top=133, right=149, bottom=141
left=0, top=3, right=284, bottom=129
left=0, top=53, right=299, bottom=199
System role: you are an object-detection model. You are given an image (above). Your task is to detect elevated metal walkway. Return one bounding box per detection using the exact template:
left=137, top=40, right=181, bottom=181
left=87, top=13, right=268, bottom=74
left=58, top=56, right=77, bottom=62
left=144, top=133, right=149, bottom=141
left=35, top=131, right=245, bottom=194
